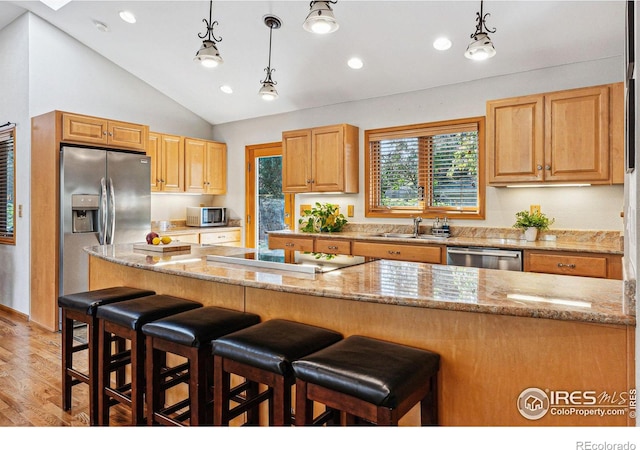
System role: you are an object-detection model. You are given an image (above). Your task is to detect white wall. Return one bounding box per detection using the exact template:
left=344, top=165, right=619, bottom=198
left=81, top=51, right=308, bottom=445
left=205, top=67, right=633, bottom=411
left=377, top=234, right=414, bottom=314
left=0, top=15, right=30, bottom=314
left=0, top=13, right=215, bottom=315
left=213, top=57, right=625, bottom=236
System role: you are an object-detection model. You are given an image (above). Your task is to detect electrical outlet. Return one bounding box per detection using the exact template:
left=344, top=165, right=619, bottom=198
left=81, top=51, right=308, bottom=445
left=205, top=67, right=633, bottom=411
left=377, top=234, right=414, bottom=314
left=530, top=204, right=541, bottom=215
left=347, top=205, right=354, bottom=217
left=300, top=204, right=311, bottom=216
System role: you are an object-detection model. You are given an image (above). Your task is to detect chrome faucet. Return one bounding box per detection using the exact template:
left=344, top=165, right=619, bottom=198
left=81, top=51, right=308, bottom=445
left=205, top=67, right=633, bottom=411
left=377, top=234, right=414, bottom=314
left=413, top=216, right=422, bottom=237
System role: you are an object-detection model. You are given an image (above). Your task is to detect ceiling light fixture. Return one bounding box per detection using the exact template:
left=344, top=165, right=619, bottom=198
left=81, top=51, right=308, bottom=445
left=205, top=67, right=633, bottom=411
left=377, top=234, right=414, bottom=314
left=194, top=0, right=223, bottom=68
left=347, top=57, right=363, bottom=69
left=464, top=0, right=496, bottom=61
left=259, top=15, right=282, bottom=101
left=119, top=10, right=136, bottom=24
left=303, top=1, right=339, bottom=34
left=94, top=21, right=109, bottom=32
left=433, top=37, right=452, bottom=51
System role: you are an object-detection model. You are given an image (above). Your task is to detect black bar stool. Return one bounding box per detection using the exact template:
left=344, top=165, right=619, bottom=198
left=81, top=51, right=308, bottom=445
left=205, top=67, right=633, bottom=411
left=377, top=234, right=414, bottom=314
left=58, top=286, right=155, bottom=425
left=96, top=294, right=202, bottom=425
left=141, top=306, right=261, bottom=426
left=211, top=319, right=343, bottom=426
left=292, top=335, right=440, bottom=426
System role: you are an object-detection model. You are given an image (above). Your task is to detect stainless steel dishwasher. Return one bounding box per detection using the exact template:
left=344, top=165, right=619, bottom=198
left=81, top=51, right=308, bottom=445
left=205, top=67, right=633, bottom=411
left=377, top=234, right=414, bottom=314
left=446, top=247, right=523, bottom=271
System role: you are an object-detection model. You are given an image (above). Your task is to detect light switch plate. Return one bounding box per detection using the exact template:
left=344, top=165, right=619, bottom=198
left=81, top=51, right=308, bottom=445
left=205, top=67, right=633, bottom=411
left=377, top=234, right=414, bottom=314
left=530, top=204, right=541, bottom=215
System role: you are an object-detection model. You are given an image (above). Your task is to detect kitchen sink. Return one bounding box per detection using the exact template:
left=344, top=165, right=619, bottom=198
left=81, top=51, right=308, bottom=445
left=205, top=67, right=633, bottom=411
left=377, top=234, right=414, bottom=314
left=417, top=234, right=448, bottom=241
left=367, top=232, right=448, bottom=241
left=366, top=232, right=416, bottom=238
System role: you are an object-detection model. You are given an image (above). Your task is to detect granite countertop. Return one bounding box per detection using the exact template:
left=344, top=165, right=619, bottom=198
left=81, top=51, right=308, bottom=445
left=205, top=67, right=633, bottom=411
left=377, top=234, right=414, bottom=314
left=85, top=243, right=634, bottom=326
left=153, top=226, right=241, bottom=235
left=267, top=228, right=623, bottom=255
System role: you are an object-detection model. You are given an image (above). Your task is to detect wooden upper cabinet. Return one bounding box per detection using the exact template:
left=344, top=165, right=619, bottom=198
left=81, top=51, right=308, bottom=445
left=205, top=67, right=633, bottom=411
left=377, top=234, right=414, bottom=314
left=282, top=124, right=359, bottom=193
left=147, top=133, right=162, bottom=191
left=148, top=132, right=184, bottom=192
left=185, top=138, right=227, bottom=194
left=62, top=113, right=147, bottom=151
left=487, top=95, right=544, bottom=183
left=487, top=83, right=622, bottom=185
left=544, top=86, right=609, bottom=182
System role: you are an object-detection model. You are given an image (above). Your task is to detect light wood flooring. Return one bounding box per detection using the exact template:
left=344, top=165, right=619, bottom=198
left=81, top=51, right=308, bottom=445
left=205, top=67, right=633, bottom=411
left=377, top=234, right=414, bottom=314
left=0, top=308, right=130, bottom=426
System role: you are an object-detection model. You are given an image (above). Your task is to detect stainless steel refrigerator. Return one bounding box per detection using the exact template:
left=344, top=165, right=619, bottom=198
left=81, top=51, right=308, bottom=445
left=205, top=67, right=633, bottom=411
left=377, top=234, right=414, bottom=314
left=60, top=145, right=151, bottom=299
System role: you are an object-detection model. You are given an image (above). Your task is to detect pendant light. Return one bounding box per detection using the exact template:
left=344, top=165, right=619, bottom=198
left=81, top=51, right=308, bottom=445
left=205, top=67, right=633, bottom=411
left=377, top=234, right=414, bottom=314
left=259, top=15, right=281, bottom=101
left=464, top=0, right=496, bottom=61
left=303, top=1, right=339, bottom=34
left=194, top=0, right=223, bottom=68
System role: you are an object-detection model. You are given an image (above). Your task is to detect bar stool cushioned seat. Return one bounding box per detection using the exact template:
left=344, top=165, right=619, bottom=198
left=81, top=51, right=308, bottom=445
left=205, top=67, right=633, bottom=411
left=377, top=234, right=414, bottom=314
left=58, top=286, right=155, bottom=425
left=212, top=319, right=343, bottom=426
left=292, top=335, right=440, bottom=426
left=141, top=306, right=261, bottom=426
left=96, top=294, right=202, bottom=426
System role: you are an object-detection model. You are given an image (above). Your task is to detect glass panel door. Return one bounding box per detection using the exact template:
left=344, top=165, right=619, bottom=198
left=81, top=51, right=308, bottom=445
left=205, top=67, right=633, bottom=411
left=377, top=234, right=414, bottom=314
left=245, top=143, right=294, bottom=249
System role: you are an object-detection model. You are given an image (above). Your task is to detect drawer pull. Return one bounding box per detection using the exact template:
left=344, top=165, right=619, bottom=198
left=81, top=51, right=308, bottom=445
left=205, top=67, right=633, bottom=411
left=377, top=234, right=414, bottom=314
left=285, top=243, right=295, bottom=247
left=327, top=245, right=338, bottom=250
left=218, top=235, right=226, bottom=239
left=388, top=250, right=401, bottom=255
left=557, top=263, right=576, bottom=269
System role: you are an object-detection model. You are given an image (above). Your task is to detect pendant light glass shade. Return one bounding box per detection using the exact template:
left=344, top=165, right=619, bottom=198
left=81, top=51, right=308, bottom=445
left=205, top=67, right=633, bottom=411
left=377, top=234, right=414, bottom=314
left=259, top=81, right=278, bottom=101
left=194, top=40, right=223, bottom=67
left=303, top=1, right=339, bottom=34
left=464, top=32, right=496, bottom=60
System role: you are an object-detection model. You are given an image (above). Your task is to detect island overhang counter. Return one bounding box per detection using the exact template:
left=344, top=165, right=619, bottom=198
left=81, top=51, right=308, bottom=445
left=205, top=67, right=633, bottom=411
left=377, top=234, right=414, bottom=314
left=86, top=243, right=635, bottom=426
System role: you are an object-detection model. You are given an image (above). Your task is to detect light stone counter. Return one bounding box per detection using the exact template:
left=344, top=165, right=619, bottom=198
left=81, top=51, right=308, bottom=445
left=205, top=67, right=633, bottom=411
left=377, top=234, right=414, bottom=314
left=85, top=243, right=633, bottom=326
left=267, top=228, right=624, bottom=255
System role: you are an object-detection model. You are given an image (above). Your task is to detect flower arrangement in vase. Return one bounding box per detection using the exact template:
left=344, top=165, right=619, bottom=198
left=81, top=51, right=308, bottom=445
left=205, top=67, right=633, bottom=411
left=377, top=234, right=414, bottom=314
left=513, top=210, right=554, bottom=242
left=298, top=202, right=347, bottom=233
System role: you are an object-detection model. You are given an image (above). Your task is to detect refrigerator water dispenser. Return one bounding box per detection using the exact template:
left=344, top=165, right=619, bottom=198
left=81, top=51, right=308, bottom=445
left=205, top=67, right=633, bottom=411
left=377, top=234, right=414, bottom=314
left=71, top=194, right=99, bottom=233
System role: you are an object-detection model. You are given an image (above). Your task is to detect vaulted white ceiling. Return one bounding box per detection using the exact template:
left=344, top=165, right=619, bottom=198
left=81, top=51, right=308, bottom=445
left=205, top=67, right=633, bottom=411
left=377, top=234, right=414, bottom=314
left=0, top=1, right=626, bottom=125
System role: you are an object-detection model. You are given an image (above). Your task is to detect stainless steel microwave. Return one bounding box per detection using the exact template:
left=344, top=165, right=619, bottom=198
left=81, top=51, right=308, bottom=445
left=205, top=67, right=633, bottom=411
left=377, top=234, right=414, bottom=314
left=186, top=207, right=227, bottom=227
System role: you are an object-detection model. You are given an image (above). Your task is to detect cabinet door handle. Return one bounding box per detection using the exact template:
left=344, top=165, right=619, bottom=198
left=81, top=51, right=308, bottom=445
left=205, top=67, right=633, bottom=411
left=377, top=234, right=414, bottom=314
left=536, top=164, right=543, bottom=170
left=557, top=263, right=576, bottom=269
left=545, top=165, right=551, bottom=170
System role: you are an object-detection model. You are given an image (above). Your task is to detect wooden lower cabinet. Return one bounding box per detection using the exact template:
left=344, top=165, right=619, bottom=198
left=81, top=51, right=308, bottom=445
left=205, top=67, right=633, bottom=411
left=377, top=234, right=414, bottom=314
left=267, top=235, right=314, bottom=252
left=200, top=229, right=241, bottom=246
left=314, top=238, right=351, bottom=255
left=352, top=241, right=445, bottom=264
left=524, top=250, right=622, bottom=280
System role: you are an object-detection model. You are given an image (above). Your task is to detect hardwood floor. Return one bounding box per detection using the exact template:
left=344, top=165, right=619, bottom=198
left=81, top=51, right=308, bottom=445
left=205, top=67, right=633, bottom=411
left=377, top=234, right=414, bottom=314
left=0, top=308, right=130, bottom=426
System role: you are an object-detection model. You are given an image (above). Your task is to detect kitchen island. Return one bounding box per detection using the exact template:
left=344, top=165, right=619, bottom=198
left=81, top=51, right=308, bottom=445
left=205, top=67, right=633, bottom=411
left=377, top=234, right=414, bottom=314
left=86, top=243, right=635, bottom=426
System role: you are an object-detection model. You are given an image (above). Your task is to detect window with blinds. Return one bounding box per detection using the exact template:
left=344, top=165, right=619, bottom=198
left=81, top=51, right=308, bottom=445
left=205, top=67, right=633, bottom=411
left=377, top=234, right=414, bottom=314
left=365, top=117, right=485, bottom=219
left=0, top=127, right=15, bottom=244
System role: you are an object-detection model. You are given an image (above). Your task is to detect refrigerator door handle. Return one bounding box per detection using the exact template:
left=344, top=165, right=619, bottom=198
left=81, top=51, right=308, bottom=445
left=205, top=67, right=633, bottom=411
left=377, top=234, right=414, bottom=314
left=108, top=177, right=116, bottom=245
left=99, top=177, right=107, bottom=245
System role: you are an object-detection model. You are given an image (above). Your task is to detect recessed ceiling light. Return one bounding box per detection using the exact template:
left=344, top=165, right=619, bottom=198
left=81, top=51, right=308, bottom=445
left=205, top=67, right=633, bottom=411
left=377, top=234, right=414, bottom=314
left=94, top=21, right=109, bottom=32
left=433, top=37, right=452, bottom=51
left=220, top=85, right=233, bottom=94
left=347, top=57, right=363, bottom=69
left=119, top=11, right=136, bottom=24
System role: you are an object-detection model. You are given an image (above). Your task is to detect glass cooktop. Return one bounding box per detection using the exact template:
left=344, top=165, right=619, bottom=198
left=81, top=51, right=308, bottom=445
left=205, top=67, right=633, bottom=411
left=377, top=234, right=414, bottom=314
left=206, top=248, right=370, bottom=274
